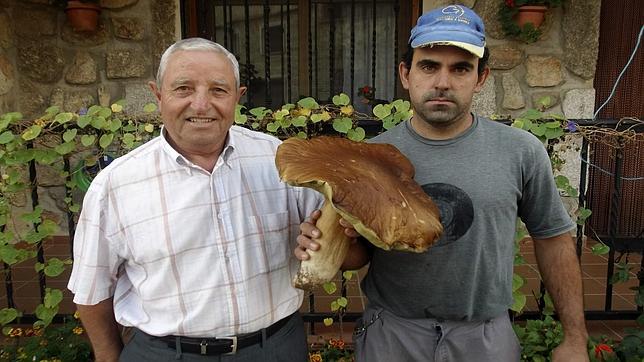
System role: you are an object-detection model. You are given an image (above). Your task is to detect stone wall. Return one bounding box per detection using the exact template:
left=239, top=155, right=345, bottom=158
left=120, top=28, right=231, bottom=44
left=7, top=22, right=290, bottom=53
left=0, top=0, right=177, bottom=118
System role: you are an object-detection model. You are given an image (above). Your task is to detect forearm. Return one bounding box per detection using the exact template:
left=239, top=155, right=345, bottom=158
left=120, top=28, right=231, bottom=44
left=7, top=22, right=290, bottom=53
left=77, top=298, right=123, bottom=362
left=341, top=237, right=371, bottom=270
left=533, top=233, right=588, bottom=342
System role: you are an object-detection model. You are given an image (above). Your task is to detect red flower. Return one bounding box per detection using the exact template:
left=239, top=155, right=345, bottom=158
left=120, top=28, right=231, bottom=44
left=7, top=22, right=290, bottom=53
left=505, top=0, right=515, bottom=7
left=594, top=343, right=613, bottom=359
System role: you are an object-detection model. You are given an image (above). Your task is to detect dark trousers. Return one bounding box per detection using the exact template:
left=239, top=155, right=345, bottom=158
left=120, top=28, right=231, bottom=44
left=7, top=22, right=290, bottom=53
left=119, top=312, right=308, bottom=362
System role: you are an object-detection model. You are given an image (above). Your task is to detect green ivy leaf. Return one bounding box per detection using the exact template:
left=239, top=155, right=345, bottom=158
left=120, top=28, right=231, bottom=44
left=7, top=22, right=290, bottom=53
left=297, top=97, right=320, bottom=109
left=342, top=270, right=354, bottom=281
left=54, top=141, right=76, bottom=155
left=266, top=122, right=280, bottom=133
left=392, top=99, right=410, bottom=112
left=54, top=112, right=74, bottom=124
left=373, top=104, right=392, bottom=120
left=77, top=115, right=92, bottom=128
left=332, top=118, right=352, bottom=134
left=332, top=93, right=350, bottom=106
left=0, top=308, right=20, bottom=326
left=37, top=219, right=60, bottom=236
left=0, top=131, right=14, bottom=144
left=43, top=258, right=65, bottom=277
left=20, top=206, right=43, bottom=223
left=323, top=318, right=334, bottom=326
left=337, top=297, right=348, bottom=308
left=35, top=262, right=45, bottom=272
left=143, top=103, right=158, bottom=113
left=35, top=303, right=58, bottom=327
left=347, top=127, right=366, bottom=141
left=292, top=116, right=307, bottom=127
left=99, top=133, right=114, bottom=149
left=234, top=105, right=248, bottom=125
left=21, top=125, right=42, bottom=141
left=296, top=132, right=307, bottom=139
left=81, top=134, right=96, bottom=147
left=122, top=133, right=136, bottom=148
left=62, top=129, right=78, bottom=142
left=576, top=207, right=592, bottom=225
left=510, top=291, right=527, bottom=313
left=274, top=109, right=289, bottom=120
left=249, top=107, right=268, bottom=119
left=0, top=245, right=19, bottom=265
left=90, top=116, right=107, bottom=129
left=109, top=118, right=123, bottom=133
left=98, top=107, right=112, bottom=119
left=512, top=273, right=525, bottom=291
left=521, top=108, right=542, bottom=120
left=330, top=301, right=339, bottom=311
left=322, top=282, right=337, bottom=295
left=544, top=127, right=564, bottom=140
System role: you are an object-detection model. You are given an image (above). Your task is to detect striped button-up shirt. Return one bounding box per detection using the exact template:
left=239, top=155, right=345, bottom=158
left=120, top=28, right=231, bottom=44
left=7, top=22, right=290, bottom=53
left=68, top=126, right=323, bottom=337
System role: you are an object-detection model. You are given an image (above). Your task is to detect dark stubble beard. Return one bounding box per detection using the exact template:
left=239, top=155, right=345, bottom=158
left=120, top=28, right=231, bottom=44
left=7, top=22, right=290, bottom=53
left=413, top=90, right=470, bottom=128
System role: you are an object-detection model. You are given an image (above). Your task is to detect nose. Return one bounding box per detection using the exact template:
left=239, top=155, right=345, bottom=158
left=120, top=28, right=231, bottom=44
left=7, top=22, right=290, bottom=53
left=434, top=69, right=450, bottom=90
left=190, top=89, right=210, bottom=112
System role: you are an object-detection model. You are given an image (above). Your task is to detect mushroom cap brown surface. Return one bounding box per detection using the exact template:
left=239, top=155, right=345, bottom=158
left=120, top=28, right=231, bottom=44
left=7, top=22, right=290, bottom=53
left=276, top=136, right=442, bottom=252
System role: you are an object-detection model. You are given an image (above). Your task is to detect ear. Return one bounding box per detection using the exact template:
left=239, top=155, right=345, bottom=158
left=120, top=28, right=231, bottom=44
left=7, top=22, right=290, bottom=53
left=238, top=86, right=247, bottom=98
left=399, top=61, right=411, bottom=90
left=148, top=81, right=162, bottom=102
left=474, top=67, right=490, bottom=93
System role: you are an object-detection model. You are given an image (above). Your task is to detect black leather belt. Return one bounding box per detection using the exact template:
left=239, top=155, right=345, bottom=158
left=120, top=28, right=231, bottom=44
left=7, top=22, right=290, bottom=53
left=156, top=313, right=294, bottom=355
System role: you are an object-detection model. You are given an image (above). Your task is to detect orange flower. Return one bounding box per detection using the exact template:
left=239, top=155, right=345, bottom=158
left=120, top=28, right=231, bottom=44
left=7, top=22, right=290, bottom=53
left=73, top=326, right=84, bottom=335
left=309, top=352, right=322, bottom=362
left=594, top=343, right=613, bottom=358
left=23, top=328, right=34, bottom=337
left=336, top=339, right=345, bottom=349
left=73, top=310, right=81, bottom=319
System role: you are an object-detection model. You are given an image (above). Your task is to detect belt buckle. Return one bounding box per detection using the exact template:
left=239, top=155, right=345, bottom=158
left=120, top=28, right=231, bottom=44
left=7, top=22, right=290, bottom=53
left=224, top=336, right=238, bottom=355
left=200, top=340, right=208, bottom=355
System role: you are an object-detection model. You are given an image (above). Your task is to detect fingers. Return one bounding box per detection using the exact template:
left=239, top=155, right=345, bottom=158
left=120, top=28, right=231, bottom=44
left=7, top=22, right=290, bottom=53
left=339, top=218, right=360, bottom=238
left=294, top=232, right=320, bottom=261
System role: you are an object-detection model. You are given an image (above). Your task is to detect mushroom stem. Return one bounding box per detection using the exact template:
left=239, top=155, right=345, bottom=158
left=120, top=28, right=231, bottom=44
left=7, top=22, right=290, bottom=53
left=293, top=201, right=351, bottom=290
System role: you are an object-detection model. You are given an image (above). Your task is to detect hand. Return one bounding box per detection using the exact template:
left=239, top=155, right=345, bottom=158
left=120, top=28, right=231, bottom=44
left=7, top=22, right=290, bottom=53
left=551, top=337, right=590, bottom=362
left=294, top=210, right=359, bottom=261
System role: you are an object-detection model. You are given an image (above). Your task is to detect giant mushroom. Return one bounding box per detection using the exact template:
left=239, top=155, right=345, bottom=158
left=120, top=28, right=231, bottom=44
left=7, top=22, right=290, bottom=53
left=275, top=136, right=443, bottom=289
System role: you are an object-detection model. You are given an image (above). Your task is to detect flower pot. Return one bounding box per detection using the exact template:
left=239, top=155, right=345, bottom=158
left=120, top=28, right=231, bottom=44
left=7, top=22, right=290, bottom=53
left=515, top=5, right=547, bottom=28
left=65, top=1, right=101, bottom=32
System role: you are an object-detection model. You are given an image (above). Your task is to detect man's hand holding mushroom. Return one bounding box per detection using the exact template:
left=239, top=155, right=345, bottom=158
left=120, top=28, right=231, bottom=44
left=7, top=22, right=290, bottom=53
left=276, top=136, right=443, bottom=289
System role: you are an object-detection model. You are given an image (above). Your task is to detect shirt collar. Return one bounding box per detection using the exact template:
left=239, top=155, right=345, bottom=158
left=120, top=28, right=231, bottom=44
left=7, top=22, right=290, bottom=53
left=160, top=126, right=237, bottom=172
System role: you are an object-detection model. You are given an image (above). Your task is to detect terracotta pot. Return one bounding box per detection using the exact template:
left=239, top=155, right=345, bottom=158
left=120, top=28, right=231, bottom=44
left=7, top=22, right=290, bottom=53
left=515, top=5, right=548, bottom=28
left=65, top=1, right=101, bottom=32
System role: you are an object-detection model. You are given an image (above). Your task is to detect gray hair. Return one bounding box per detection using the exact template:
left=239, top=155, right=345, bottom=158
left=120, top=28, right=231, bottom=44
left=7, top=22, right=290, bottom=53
left=156, top=38, right=240, bottom=89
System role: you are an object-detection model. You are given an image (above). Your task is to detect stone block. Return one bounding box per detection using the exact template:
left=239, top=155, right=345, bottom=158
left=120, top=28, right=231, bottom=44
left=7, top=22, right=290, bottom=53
left=61, top=22, right=108, bottom=46
left=563, top=88, right=595, bottom=119
left=18, top=79, right=49, bottom=117
left=124, top=83, right=157, bottom=116
left=471, top=74, right=496, bottom=118
left=473, top=1, right=504, bottom=39
left=65, top=51, right=97, bottom=85
left=502, top=73, right=525, bottom=110
left=112, top=17, right=145, bottom=40
left=18, top=42, right=65, bottom=84
left=525, top=55, right=562, bottom=87
left=563, top=0, right=600, bottom=79
left=0, top=12, right=12, bottom=49
left=531, top=92, right=560, bottom=110
left=0, top=54, right=14, bottom=96
left=13, top=6, right=57, bottom=37
left=106, top=49, right=147, bottom=79
left=489, top=45, right=523, bottom=70
left=100, top=0, right=139, bottom=9
left=64, top=90, right=96, bottom=113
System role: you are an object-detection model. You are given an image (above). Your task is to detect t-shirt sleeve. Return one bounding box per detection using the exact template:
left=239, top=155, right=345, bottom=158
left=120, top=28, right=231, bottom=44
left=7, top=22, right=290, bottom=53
left=518, top=138, right=576, bottom=239
left=67, top=176, right=125, bottom=305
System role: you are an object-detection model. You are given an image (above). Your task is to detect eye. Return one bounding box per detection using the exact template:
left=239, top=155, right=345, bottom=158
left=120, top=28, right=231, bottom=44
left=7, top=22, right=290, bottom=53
left=174, top=86, right=192, bottom=95
left=211, top=87, right=229, bottom=95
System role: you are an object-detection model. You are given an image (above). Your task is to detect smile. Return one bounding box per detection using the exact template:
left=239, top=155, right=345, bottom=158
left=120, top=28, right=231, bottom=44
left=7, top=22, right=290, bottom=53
left=187, top=117, right=216, bottom=123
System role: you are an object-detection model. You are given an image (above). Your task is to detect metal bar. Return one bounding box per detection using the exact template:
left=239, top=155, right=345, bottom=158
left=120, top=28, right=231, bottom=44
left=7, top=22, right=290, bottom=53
left=393, top=2, right=400, bottom=97
left=27, top=143, right=46, bottom=302
left=286, top=0, right=292, bottom=102
left=63, top=157, right=76, bottom=259
left=3, top=262, right=14, bottom=309
left=244, top=0, right=252, bottom=103
left=228, top=1, right=234, bottom=50
left=263, top=0, right=272, bottom=107
left=212, top=0, right=217, bottom=42
left=308, top=0, right=312, bottom=95
left=308, top=292, right=315, bottom=334
left=350, top=0, right=355, bottom=101
left=313, top=2, right=318, bottom=98
left=222, top=0, right=229, bottom=48
left=280, top=1, right=285, bottom=104
left=576, top=136, right=589, bottom=258
left=371, top=0, right=376, bottom=91
left=605, top=142, right=624, bottom=311
left=328, top=0, right=335, bottom=97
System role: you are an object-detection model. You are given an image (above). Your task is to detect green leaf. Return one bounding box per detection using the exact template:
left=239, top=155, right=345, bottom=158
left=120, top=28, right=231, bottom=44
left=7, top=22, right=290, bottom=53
left=20, top=206, right=43, bottom=223
left=296, top=131, right=307, bottom=139
left=544, top=127, right=564, bottom=140
left=266, top=122, right=279, bottom=133
left=21, top=125, right=42, bottom=140
left=512, top=273, right=524, bottom=291
left=109, top=118, right=123, bottom=132
left=297, top=97, right=319, bottom=109
left=0, top=131, right=14, bottom=144
left=373, top=104, right=392, bottom=120
left=323, top=318, right=334, bottom=326
left=0, top=245, right=19, bottom=265
left=342, top=270, right=354, bottom=281
left=332, top=118, right=352, bottom=134
left=511, top=120, right=524, bottom=129
left=531, top=124, right=547, bottom=137
left=332, top=93, right=350, bottom=106
left=77, top=115, right=92, bottom=128
left=143, top=103, right=158, bottom=113
left=330, top=300, right=339, bottom=311
left=274, top=109, right=289, bottom=120
left=54, top=112, right=74, bottom=124
left=35, top=262, right=45, bottom=272
left=0, top=308, right=20, bottom=326
left=54, top=141, right=76, bottom=155
left=292, top=115, right=307, bottom=127
left=43, top=258, right=65, bottom=277
left=44, top=288, right=64, bottom=309
left=122, top=133, right=136, bottom=148
left=99, top=133, right=114, bottom=149
left=81, top=134, right=96, bottom=147
left=521, top=108, right=542, bottom=120
left=37, top=219, right=60, bottom=236
left=35, top=303, right=58, bottom=327
left=249, top=107, right=267, bottom=119
left=90, top=116, right=107, bottom=129
left=98, top=107, right=112, bottom=119
left=62, top=128, right=78, bottom=142
left=234, top=105, right=248, bottom=125
left=322, top=282, right=337, bottom=295
left=337, top=297, right=348, bottom=308
left=347, top=127, right=366, bottom=141
left=510, top=292, right=526, bottom=313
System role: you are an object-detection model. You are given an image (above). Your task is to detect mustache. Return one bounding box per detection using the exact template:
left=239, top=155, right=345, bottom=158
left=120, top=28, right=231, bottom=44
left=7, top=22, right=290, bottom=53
left=423, top=91, right=456, bottom=102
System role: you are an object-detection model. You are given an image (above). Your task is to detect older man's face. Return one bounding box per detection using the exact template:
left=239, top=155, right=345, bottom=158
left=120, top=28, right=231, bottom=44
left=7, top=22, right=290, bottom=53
left=150, top=50, right=245, bottom=160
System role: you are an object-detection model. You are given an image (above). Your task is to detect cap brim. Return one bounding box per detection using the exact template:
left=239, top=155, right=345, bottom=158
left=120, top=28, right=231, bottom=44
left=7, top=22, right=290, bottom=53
left=411, top=31, right=485, bottom=58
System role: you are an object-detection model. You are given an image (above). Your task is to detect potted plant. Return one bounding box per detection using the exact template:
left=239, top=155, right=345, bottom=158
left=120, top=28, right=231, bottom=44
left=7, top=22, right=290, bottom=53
left=54, top=0, right=102, bottom=32
left=499, top=0, right=565, bottom=43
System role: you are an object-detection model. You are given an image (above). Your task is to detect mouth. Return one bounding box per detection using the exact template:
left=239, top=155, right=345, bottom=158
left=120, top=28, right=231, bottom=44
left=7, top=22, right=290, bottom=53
left=186, top=117, right=216, bottom=123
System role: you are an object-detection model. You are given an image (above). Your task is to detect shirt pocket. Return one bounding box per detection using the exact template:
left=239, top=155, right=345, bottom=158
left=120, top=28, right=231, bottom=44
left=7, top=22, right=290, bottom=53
left=225, top=211, right=293, bottom=276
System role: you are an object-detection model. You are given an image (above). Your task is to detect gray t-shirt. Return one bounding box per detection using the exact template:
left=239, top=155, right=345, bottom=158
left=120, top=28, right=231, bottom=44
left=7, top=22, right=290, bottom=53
left=362, top=116, right=575, bottom=321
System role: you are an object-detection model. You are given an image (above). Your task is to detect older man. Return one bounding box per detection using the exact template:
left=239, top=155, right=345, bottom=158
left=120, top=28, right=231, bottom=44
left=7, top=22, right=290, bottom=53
left=296, top=5, right=589, bottom=362
left=68, top=38, right=322, bottom=361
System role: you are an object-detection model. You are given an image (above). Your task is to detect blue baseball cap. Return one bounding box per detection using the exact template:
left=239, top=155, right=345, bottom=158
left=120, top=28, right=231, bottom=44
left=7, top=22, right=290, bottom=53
left=409, top=5, right=486, bottom=58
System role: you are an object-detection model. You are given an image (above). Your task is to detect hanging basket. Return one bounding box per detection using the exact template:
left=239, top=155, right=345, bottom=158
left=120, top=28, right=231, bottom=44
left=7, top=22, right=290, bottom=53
left=65, top=1, right=101, bottom=32
left=514, top=5, right=548, bottom=28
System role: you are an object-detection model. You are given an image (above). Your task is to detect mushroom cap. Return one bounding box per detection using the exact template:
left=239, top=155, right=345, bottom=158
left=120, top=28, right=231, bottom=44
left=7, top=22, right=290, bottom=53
left=276, top=136, right=442, bottom=252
